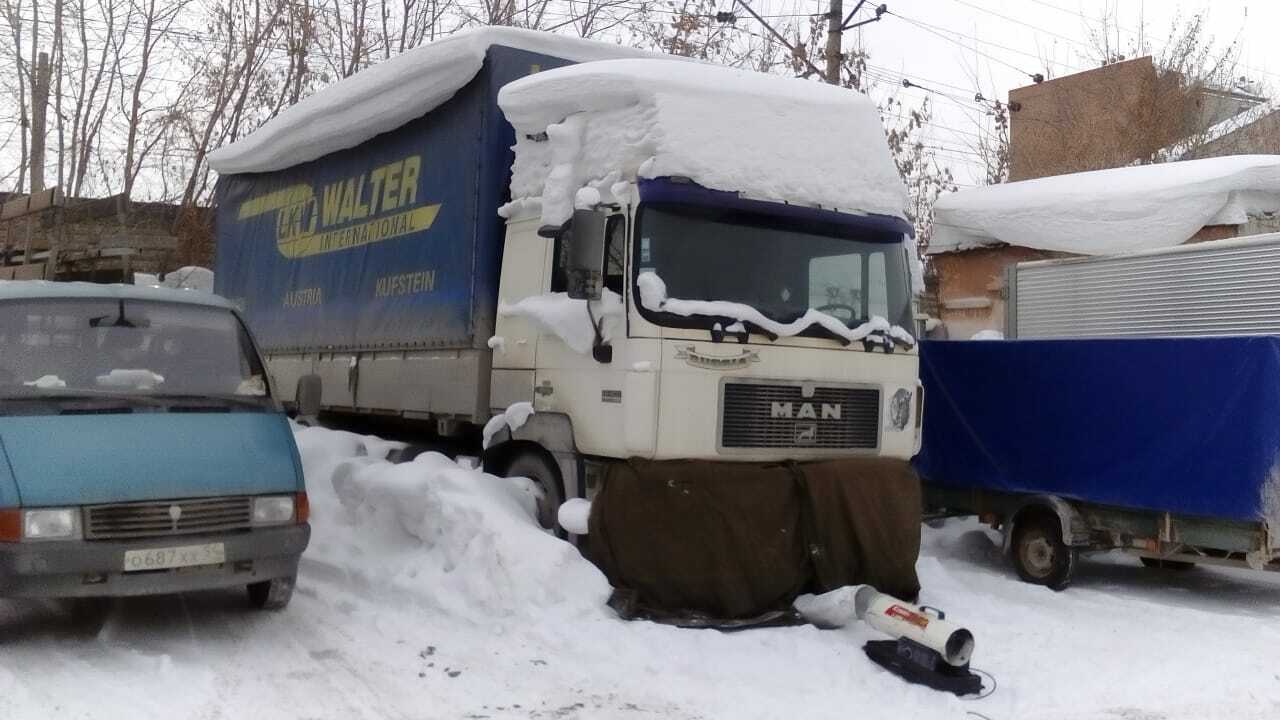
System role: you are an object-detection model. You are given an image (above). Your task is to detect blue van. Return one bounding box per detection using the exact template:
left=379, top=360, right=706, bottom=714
left=0, top=282, right=309, bottom=609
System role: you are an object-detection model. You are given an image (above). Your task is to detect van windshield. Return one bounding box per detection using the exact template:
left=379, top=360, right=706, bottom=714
left=0, top=298, right=269, bottom=401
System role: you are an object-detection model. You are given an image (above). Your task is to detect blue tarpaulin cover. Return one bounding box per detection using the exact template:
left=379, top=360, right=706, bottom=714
left=914, top=337, right=1280, bottom=523
left=214, top=46, right=576, bottom=352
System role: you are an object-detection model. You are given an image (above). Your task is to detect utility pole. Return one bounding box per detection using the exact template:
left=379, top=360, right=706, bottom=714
left=30, top=51, right=51, bottom=194
left=825, top=0, right=843, bottom=85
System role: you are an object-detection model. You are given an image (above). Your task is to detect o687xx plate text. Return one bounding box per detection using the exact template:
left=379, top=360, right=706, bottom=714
left=123, top=543, right=226, bottom=572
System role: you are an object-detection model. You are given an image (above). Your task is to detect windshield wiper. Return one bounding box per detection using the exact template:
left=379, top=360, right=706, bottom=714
left=2, top=389, right=167, bottom=405
left=709, top=319, right=778, bottom=344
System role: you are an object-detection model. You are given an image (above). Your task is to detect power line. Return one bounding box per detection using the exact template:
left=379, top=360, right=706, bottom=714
left=886, top=9, right=1047, bottom=83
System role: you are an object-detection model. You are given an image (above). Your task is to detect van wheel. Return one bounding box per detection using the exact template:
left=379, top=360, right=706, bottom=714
left=504, top=451, right=565, bottom=536
left=248, top=574, right=296, bottom=610
left=1140, top=557, right=1195, bottom=571
left=1011, top=512, right=1077, bottom=590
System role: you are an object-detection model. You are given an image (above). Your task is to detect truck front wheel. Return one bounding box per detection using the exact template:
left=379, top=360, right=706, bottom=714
left=1011, top=512, right=1077, bottom=590
left=503, top=451, right=565, bottom=536
left=248, top=574, right=296, bottom=610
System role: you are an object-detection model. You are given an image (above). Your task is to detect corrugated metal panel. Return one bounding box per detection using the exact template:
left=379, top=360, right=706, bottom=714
left=1012, top=234, right=1280, bottom=338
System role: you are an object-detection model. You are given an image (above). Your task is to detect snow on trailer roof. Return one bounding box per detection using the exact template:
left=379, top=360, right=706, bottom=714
left=0, top=281, right=235, bottom=309
left=207, top=28, right=666, bottom=176
left=498, top=59, right=909, bottom=226
left=930, top=154, right=1280, bottom=256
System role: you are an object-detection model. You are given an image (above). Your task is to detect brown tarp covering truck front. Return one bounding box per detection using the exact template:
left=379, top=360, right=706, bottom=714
left=589, top=457, right=922, bottom=621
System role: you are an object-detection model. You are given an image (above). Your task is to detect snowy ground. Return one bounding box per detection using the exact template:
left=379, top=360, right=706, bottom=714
left=3, top=426, right=1280, bottom=720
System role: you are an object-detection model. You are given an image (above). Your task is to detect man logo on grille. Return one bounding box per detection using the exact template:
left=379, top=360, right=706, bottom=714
left=168, top=504, right=183, bottom=531
left=770, top=402, right=842, bottom=420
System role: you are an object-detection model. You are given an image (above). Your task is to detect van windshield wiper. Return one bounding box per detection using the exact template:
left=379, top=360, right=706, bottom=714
left=153, top=393, right=273, bottom=410
left=0, top=390, right=271, bottom=411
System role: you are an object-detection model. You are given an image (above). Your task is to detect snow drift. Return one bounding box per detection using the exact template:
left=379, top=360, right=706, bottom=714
left=208, top=28, right=664, bottom=175
left=497, top=59, right=909, bottom=227
left=931, top=155, right=1280, bottom=255
left=293, top=425, right=610, bottom=620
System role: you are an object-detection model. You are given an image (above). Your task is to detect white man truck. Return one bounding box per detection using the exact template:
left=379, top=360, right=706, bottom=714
left=209, top=28, right=922, bottom=530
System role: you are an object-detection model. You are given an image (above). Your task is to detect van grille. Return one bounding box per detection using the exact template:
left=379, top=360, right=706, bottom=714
left=720, top=382, right=880, bottom=451
left=84, top=497, right=253, bottom=540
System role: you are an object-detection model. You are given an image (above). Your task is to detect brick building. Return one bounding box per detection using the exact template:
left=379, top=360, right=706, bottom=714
left=926, top=58, right=1280, bottom=338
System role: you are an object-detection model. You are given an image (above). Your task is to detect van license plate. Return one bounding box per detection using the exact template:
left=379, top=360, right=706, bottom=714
left=123, top=543, right=226, bottom=572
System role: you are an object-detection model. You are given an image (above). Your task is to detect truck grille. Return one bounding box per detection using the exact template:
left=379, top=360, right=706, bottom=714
left=84, top=497, right=253, bottom=540
left=720, top=382, right=880, bottom=451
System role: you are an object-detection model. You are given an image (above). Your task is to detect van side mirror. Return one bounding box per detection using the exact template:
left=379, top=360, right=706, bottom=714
left=296, top=374, right=322, bottom=419
left=564, top=208, right=608, bottom=301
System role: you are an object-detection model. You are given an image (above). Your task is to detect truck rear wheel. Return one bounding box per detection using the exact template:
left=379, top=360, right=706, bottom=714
left=1011, top=512, right=1077, bottom=590
left=248, top=574, right=296, bottom=610
left=504, top=451, right=565, bottom=536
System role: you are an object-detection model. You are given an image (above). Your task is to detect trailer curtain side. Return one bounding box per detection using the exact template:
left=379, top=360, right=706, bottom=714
left=914, top=337, right=1280, bottom=523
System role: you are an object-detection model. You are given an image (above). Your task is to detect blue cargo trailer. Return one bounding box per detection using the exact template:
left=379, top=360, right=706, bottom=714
left=216, top=44, right=581, bottom=356
left=213, top=38, right=648, bottom=424
left=914, top=336, right=1280, bottom=588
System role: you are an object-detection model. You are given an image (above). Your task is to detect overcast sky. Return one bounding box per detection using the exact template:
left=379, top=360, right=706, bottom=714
left=837, top=0, right=1276, bottom=185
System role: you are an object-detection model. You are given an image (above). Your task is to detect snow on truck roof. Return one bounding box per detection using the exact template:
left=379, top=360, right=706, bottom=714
left=0, top=281, right=234, bottom=309
left=207, top=28, right=664, bottom=175
left=930, top=154, right=1280, bottom=256
left=499, top=59, right=909, bottom=226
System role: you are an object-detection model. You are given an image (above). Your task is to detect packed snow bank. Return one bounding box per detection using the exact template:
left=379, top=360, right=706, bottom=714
left=294, top=425, right=610, bottom=619
left=499, top=59, right=909, bottom=227
left=931, top=155, right=1280, bottom=255
left=637, top=272, right=914, bottom=346
left=208, top=29, right=665, bottom=175
left=498, top=289, right=623, bottom=354
left=481, top=401, right=535, bottom=450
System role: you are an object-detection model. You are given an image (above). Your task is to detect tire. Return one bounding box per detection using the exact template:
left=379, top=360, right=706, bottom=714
left=1140, top=556, right=1196, bottom=571
left=503, top=451, right=566, bottom=536
left=1011, top=511, right=1077, bottom=590
left=248, top=574, right=296, bottom=610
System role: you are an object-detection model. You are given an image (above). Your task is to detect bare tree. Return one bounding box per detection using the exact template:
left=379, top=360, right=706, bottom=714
left=2, top=0, right=30, bottom=193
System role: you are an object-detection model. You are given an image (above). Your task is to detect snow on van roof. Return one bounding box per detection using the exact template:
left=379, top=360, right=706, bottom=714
left=207, top=28, right=664, bottom=175
left=930, top=154, right=1280, bottom=256
left=497, top=58, right=909, bottom=227
left=0, top=281, right=236, bottom=309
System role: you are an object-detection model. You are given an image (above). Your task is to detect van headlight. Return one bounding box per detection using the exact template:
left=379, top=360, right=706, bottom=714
left=252, top=495, right=295, bottom=525
left=24, top=508, right=82, bottom=540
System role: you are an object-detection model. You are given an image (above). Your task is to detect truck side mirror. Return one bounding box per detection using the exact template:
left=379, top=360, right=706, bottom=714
left=296, top=373, right=322, bottom=419
left=564, top=208, right=608, bottom=301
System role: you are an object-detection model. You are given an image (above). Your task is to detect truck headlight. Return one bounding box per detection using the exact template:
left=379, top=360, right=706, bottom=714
left=23, top=508, right=82, bottom=540
left=252, top=495, right=295, bottom=525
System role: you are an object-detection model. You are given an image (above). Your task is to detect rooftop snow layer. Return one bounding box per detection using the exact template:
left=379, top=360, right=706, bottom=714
left=207, top=28, right=662, bottom=175
left=930, top=155, right=1280, bottom=255
left=497, top=59, right=909, bottom=226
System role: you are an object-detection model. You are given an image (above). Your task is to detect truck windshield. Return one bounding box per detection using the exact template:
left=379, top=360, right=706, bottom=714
left=634, top=203, right=912, bottom=333
left=0, top=298, right=269, bottom=401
